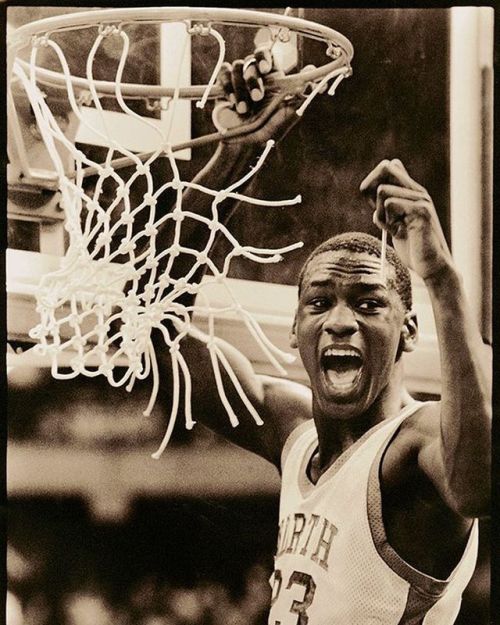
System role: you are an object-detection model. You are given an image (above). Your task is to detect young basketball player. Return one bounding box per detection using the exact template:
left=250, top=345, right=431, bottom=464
left=152, top=54, right=491, bottom=624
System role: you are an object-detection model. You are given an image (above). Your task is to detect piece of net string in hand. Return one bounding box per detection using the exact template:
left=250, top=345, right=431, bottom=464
left=14, top=19, right=349, bottom=458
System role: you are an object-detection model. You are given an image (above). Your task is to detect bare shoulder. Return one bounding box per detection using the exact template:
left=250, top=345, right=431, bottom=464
left=381, top=401, right=441, bottom=489
left=260, top=375, right=312, bottom=415
left=157, top=335, right=311, bottom=465
left=220, top=374, right=312, bottom=468
left=398, top=400, right=441, bottom=440
left=381, top=402, right=475, bottom=579
left=259, top=375, right=313, bottom=439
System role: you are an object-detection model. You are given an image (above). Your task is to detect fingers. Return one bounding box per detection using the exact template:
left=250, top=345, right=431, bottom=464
left=373, top=184, right=433, bottom=239
left=230, top=59, right=250, bottom=115
left=360, top=159, right=425, bottom=200
left=254, top=46, right=274, bottom=75
left=217, top=49, right=274, bottom=117
left=373, top=198, right=415, bottom=239
left=242, top=57, right=265, bottom=102
left=374, top=183, right=424, bottom=223
left=215, top=48, right=304, bottom=142
left=218, top=62, right=237, bottom=107
left=388, top=158, right=409, bottom=175
left=218, top=60, right=252, bottom=115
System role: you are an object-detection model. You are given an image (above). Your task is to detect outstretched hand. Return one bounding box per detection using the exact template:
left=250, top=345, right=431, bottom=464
left=215, top=47, right=302, bottom=146
left=360, top=159, right=454, bottom=282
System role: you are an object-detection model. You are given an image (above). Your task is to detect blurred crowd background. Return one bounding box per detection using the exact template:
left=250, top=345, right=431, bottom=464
left=5, top=504, right=491, bottom=625
left=7, top=490, right=277, bottom=625
left=6, top=420, right=491, bottom=625
left=6, top=367, right=491, bottom=625
left=7, top=555, right=272, bottom=625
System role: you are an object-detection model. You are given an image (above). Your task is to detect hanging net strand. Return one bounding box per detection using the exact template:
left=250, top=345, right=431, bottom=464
left=8, top=8, right=353, bottom=457
left=380, top=228, right=388, bottom=284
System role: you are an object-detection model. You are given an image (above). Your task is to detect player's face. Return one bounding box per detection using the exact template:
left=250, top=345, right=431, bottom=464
left=292, top=250, right=414, bottom=418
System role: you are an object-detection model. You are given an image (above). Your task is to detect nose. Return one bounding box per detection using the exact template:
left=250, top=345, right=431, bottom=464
left=324, top=303, right=359, bottom=337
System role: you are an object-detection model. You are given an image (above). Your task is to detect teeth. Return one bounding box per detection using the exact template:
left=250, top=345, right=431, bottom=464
left=324, top=348, right=360, bottom=358
left=326, top=377, right=357, bottom=389
left=322, top=347, right=362, bottom=391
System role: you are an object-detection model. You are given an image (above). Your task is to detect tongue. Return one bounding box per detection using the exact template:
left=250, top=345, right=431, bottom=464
left=324, top=356, right=361, bottom=386
left=326, top=366, right=359, bottom=386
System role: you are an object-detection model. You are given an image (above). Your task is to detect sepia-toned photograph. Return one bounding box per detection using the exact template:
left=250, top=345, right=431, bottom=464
left=6, top=6, right=493, bottom=625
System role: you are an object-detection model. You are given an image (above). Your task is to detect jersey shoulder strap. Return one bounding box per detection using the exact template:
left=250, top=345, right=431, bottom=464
left=280, top=419, right=315, bottom=473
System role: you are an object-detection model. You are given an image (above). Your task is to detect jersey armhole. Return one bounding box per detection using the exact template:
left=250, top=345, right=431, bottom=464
left=280, top=419, right=314, bottom=474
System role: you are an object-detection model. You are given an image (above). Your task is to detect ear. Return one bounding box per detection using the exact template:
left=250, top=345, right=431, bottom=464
left=400, top=312, right=418, bottom=353
left=289, top=311, right=298, bottom=349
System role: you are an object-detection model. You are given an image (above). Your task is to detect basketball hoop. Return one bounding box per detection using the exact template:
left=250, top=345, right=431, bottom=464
left=7, top=7, right=353, bottom=458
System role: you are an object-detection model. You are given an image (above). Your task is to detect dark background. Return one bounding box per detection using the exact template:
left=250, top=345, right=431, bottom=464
left=201, top=8, right=451, bottom=284
left=8, top=8, right=450, bottom=286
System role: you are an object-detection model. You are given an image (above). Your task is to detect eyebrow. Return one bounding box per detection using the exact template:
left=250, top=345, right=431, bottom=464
left=306, top=279, right=389, bottom=291
left=350, top=282, right=391, bottom=295
left=308, top=279, right=333, bottom=288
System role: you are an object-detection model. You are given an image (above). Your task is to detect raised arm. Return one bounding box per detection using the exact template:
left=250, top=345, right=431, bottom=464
left=178, top=330, right=312, bottom=466
left=150, top=56, right=311, bottom=465
left=360, top=159, right=491, bottom=517
left=149, top=57, right=301, bottom=297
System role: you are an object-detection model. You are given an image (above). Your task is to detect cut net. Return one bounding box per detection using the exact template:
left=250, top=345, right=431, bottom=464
left=9, top=14, right=351, bottom=458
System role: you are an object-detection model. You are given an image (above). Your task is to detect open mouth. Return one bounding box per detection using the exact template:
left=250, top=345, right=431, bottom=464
left=321, top=348, right=363, bottom=390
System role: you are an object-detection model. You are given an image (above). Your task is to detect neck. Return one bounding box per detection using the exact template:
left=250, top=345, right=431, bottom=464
left=313, top=364, right=413, bottom=474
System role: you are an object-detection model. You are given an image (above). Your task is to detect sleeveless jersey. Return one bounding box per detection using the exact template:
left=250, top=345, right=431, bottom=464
left=268, top=402, right=478, bottom=625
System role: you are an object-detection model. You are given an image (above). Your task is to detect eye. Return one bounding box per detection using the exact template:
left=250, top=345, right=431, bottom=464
left=308, top=297, right=330, bottom=311
left=356, top=299, right=385, bottom=312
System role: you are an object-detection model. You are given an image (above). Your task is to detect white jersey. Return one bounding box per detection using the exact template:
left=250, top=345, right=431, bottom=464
left=268, top=402, right=478, bottom=625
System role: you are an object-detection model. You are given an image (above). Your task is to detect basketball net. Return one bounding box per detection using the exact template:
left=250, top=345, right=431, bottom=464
left=9, top=11, right=352, bottom=458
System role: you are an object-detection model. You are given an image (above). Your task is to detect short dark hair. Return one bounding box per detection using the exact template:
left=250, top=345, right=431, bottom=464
left=297, top=232, right=412, bottom=311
